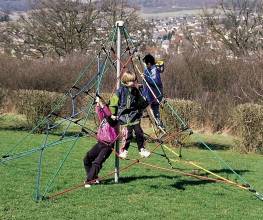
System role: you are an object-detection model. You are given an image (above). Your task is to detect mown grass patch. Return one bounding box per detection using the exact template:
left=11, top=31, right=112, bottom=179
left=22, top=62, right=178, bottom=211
left=0, top=129, right=262, bottom=220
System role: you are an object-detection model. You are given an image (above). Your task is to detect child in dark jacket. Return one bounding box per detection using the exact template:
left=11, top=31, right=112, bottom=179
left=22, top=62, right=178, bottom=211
left=83, top=97, right=118, bottom=188
left=109, top=71, right=150, bottom=159
left=143, top=54, right=165, bottom=130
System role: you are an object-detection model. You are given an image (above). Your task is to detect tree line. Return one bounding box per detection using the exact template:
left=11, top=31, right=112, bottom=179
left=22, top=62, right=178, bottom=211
left=0, top=0, right=152, bottom=58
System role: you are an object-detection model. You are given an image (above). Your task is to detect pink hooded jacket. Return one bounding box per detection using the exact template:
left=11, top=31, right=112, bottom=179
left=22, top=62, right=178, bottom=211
left=96, top=105, right=118, bottom=144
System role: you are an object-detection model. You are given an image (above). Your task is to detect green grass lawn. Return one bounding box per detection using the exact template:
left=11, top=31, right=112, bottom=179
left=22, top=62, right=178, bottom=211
left=1, top=128, right=263, bottom=220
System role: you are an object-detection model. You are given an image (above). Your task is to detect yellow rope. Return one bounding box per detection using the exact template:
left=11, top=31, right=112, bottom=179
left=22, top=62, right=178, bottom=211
left=162, top=144, right=248, bottom=190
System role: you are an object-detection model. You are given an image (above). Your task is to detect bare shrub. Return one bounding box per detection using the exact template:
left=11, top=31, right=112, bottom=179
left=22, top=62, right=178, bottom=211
left=231, top=103, right=263, bottom=153
left=163, top=51, right=262, bottom=131
left=198, top=92, right=235, bottom=132
left=1, top=50, right=262, bottom=136
left=13, top=90, right=64, bottom=132
left=161, top=99, right=202, bottom=131
left=0, top=87, right=8, bottom=113
left=0, top=54, right=97, bottom=92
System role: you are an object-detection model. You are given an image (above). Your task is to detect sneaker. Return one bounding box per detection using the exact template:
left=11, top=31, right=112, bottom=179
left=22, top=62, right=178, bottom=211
left=84, top=183, right=92, bottom=188
left=139, top=148, right=151, bottom=158
left=84, top=180, right=92, bottom=188
left=119, top=149, right=128, bottom=159
left=84, top=179, right=99, bottom=188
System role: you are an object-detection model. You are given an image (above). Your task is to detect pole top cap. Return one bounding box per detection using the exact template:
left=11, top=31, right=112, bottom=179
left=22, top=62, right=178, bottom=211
left=115, top=20, right=124, bottom=27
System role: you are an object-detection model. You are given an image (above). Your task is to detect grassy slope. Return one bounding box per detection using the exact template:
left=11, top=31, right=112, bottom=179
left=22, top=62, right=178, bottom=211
left=0, top=115, right=262, bottom=219
left=0, top=128, right=263, bottom=220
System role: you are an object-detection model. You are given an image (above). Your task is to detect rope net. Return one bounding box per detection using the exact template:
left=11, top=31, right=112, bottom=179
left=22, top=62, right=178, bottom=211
left=1, top=25, right=262, bottom=202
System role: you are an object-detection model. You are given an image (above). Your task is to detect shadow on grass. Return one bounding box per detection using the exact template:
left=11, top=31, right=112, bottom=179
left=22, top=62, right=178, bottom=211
left=102, top=175, right=179, bottom=185
left=0, top=126, right=29, bottom=131
left=184, top=142, right=231, bottom=150
left=169, top=168, right=251, bottom=191
left=101, top=168, right=250, bottom=190
left=170, top=179, right=216, bottom=190
left=0, top=126, right=86, bottom=138
left=209, top=168, right=251, bottom=175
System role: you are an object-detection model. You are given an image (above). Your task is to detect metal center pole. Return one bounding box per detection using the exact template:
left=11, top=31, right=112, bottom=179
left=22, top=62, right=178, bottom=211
left=96, top=52, right=100, bottom=94
left=115, top=20, right=124, bottom=183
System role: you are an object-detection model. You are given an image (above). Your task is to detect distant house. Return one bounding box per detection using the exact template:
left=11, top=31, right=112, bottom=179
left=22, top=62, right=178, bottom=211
left=0, top=12, right=9, bottom=22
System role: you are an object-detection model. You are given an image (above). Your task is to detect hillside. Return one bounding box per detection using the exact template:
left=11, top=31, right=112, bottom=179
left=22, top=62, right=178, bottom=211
left=0, top=0, right=30, bottom=12
left=1, top=0, right=218, bottom=13
left=131, top=0, right=218, bottom=12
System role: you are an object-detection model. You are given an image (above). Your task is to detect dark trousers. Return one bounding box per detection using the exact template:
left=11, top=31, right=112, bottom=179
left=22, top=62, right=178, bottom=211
left=123, top=123, right=144, bottom=151
left=151, top=102, right=160, bottom=120
left=83, top=142, right=113, bottom=181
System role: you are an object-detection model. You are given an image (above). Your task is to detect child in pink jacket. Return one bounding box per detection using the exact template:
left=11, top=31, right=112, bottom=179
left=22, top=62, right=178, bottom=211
left=83, top=97, right=118, bottom=188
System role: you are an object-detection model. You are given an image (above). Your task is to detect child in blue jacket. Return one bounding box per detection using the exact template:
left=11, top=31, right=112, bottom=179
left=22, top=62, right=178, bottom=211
left=143, top=54, right=165, bottom=130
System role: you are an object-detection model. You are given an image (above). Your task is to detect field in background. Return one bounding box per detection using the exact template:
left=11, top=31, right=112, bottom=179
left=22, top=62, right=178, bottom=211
left=140, top=9, right=203, bottom=18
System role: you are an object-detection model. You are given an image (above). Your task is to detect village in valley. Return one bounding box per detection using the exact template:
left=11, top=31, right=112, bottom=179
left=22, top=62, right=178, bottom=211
left=0, top=9, right=218, bottom=56
left=1, top=0, right=261, bottom=60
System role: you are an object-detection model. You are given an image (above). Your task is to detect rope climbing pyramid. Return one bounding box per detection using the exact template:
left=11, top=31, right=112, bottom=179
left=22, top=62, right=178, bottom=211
left=1, top=22, right=262, bottom=202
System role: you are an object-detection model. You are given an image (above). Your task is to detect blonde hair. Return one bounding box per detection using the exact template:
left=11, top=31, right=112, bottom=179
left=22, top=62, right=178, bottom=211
left=121, top=71, right=136, bottom=84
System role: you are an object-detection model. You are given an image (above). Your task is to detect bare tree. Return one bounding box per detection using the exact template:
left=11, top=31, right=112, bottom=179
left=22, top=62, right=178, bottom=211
left=0, top=0, right=99, bottom=58
left=202, top=0, right=263, bottom=57
left=99, top=0, right=154, bottom=48
left=0, top=0, right=153, bottom=58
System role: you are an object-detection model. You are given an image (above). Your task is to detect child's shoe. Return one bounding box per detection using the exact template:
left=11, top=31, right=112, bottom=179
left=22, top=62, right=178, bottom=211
left=139, top=148, right=151, bottom=158
left=85, top=183, right=92, bottom=188
left=84, top=180, right=92, bottom=188
left=84, top=179, right=99, bottom=188
left=119, top=149, right=128, bottom=159
left=93, top=176, right=100, bottom=184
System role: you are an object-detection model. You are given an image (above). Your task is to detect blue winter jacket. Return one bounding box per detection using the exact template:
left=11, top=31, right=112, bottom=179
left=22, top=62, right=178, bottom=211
left=143, top=65, right=163, bottom=103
